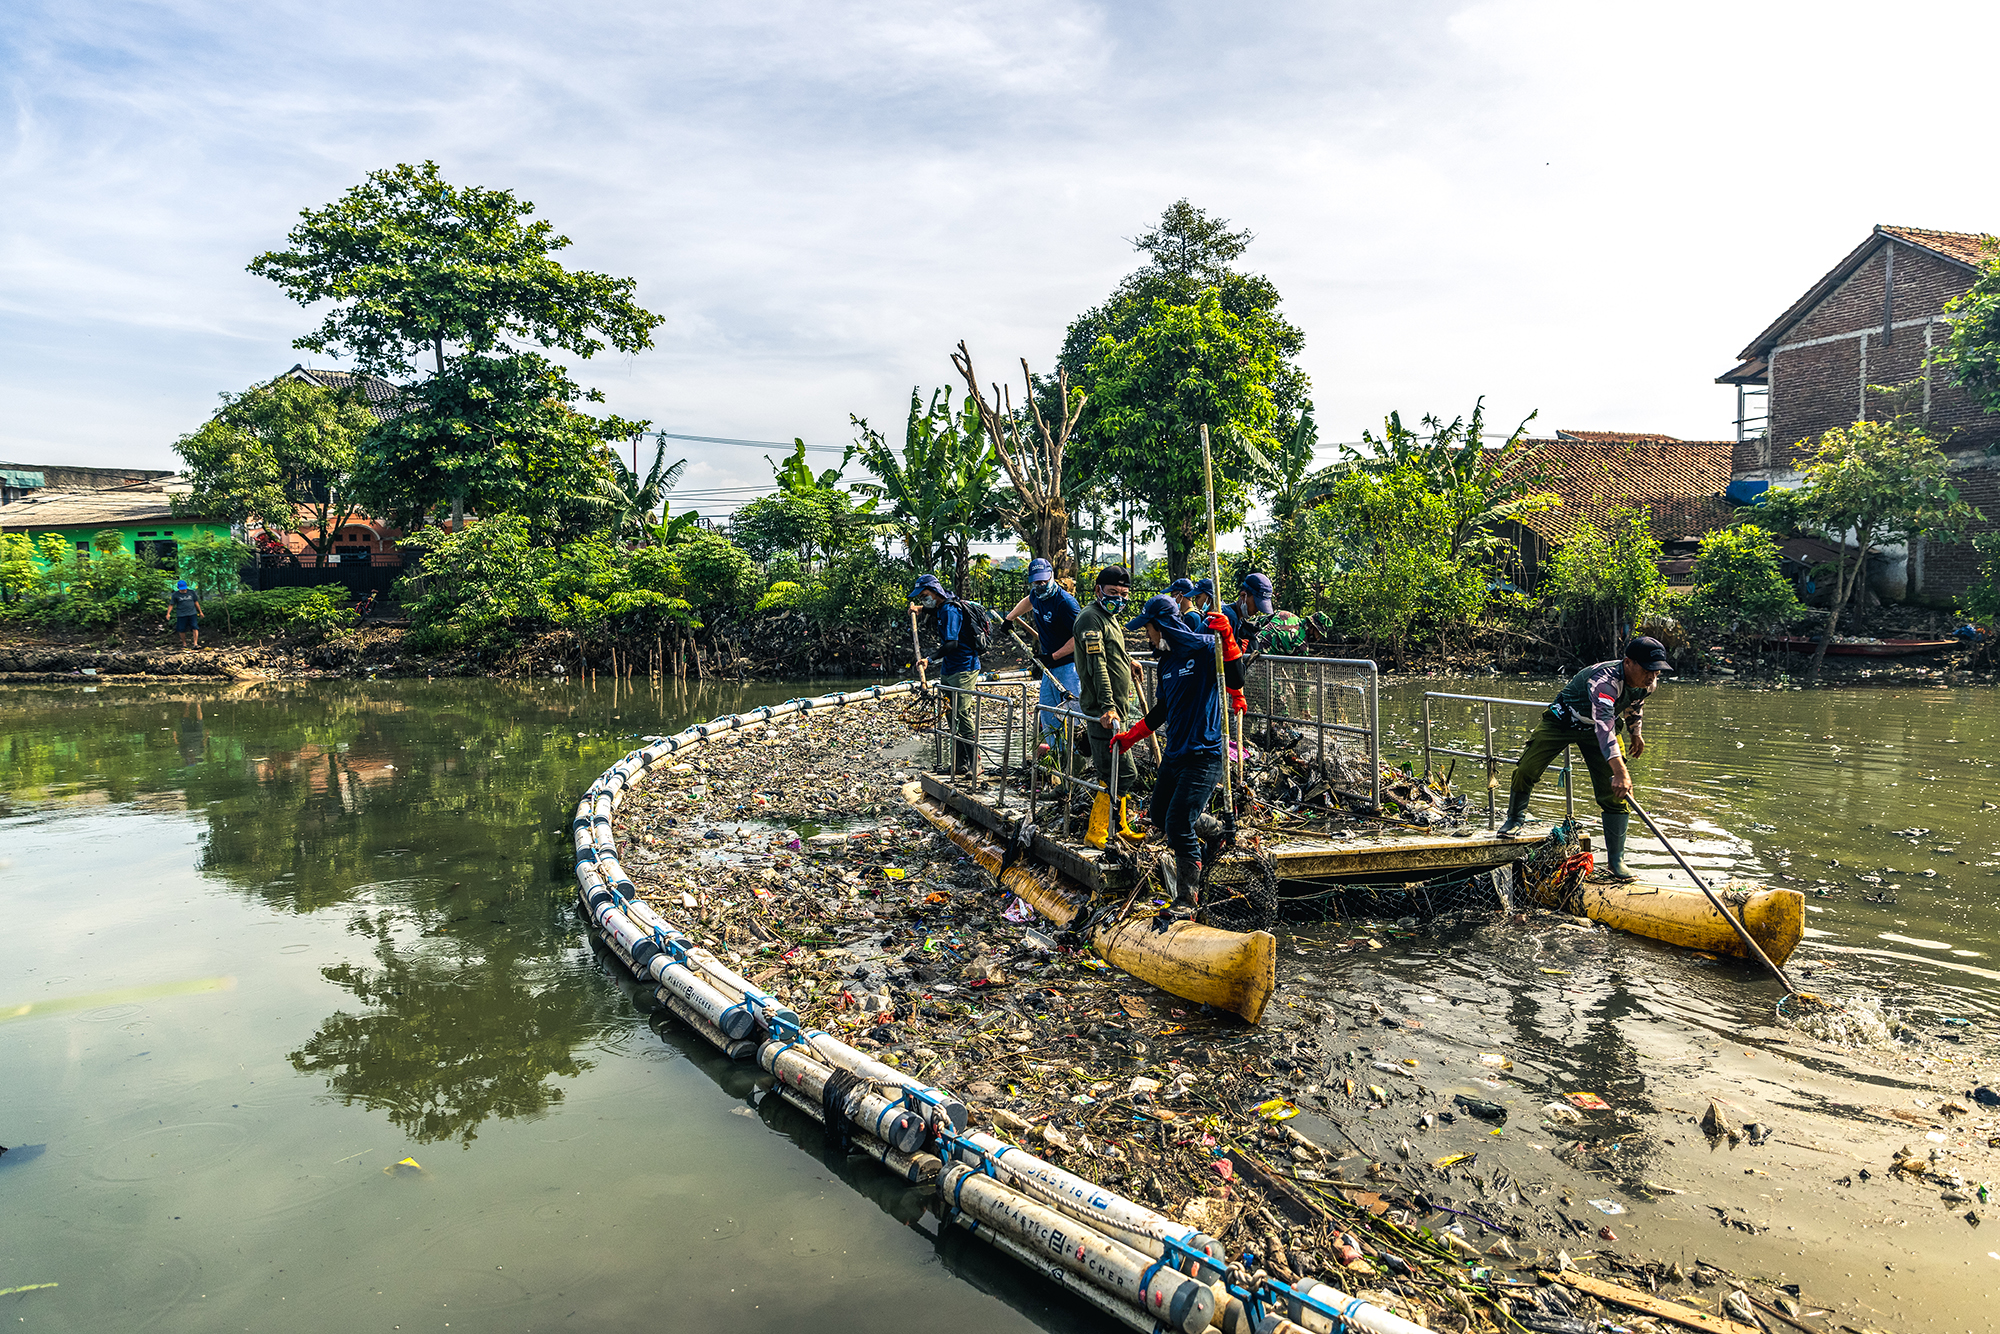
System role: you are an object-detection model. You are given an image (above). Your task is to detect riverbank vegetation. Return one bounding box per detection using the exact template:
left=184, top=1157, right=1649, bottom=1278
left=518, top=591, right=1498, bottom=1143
left=10, top=178, right=1996, bottom=680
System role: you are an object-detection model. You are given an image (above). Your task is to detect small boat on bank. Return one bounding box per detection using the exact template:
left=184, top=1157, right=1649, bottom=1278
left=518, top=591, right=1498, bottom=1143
left=1766, top=635, right=1958, bottom=657
left=1523, top=874, right=1805, bottom=965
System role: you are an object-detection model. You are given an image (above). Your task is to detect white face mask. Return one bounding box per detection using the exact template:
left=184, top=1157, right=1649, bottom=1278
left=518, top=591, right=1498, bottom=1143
left=921, top=594, right=940, bottom=610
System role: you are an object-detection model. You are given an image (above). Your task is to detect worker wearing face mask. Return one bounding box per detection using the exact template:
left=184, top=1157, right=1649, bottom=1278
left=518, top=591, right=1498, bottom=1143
left=1111, top=594, right=1248, bottom=915
left=1072, top=566, right=1141, bottom=795
left=910, top=573, right=982, bottom=774
left=1003, top=557, right=1082, bottom=757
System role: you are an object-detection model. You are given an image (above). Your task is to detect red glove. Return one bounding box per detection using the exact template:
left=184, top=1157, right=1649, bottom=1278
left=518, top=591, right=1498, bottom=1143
left=1228, top=688, right=1247, bottom=714
left=1111, top=720, right=1153, bottom=754
left=1205, top=612, right=1241, bottom=661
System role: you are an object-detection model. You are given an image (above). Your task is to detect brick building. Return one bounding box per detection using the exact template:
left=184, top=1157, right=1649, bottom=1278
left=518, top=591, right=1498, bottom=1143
left=1499, top=431, right=1736, bottom=590
left=1717, top=224, right=1999, bottom=600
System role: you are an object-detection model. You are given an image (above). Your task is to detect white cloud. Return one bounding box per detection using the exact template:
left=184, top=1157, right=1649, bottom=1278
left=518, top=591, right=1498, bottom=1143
left=2, top=0, right=1997, bottom=517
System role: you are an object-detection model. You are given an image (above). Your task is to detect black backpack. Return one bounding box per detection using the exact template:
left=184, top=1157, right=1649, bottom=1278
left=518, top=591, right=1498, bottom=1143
left=956, top=599, right=993, bottom=656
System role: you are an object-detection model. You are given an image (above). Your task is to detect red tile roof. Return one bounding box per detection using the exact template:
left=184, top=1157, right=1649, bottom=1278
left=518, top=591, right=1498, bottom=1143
left=1877, top=225, right=1996, bottom=268
left=1555, top=429, right=1684, bottom=444
left=1506, top=439, right=1736, bottom=544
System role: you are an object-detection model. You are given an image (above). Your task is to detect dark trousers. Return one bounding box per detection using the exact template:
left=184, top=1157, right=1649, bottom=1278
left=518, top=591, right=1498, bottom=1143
left=1086, top=722, right=1137, bottom=793
left=1150, top=749, right=1226, bottom=870
left=1508, top=715, right=1625, bottom=814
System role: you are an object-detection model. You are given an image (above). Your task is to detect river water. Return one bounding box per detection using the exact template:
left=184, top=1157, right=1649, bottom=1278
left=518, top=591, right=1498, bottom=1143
left=2, top=675, right=1995, bottom=1332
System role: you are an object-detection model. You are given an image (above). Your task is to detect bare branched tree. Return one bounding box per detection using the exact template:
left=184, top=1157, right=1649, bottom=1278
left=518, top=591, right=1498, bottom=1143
left=951, top=342, right=1085, bottom=579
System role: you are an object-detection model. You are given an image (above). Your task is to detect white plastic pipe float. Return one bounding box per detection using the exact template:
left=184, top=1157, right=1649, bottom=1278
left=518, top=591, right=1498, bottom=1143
left=942, top=1131, right=1221, bottom=1265
left=1265, top=1280, right=1435, bottom=1334
left=938, top=1163, right=1216, bottom=1334
left=653, top=989, right=757, bottom=1060
left=763, top=1082, right=943, bottom=1185
left=758, top=1038, right=929, bottom=1155
left=948, top=1220, right=1155, bottom=1334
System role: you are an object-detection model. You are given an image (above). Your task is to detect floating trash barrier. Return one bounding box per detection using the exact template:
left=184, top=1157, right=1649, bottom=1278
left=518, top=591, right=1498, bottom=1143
left=573, top=673, right=1434, bottom=1334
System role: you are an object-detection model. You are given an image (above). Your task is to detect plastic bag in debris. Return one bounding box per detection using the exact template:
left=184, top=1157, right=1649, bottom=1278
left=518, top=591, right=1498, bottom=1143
left=1002, top=897, right=1035, bottom=923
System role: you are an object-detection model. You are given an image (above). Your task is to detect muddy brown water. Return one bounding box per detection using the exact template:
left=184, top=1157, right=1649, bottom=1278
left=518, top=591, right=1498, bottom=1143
left=0, top=674, right=1995, bottom=1332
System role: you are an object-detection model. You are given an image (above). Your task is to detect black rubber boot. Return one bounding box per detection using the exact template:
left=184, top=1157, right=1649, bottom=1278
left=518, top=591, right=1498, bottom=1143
left=953, top=740, right=977, bottom=775
left=1171, top=854, right=1202, bottom=914
left=1591, top=808, right=1634, bottom=882
left=1495, top=797, right=1533, bottom=839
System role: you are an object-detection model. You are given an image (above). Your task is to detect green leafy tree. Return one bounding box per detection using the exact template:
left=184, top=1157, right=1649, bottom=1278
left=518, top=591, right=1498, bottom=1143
left=1931, top=235, right=2000, bottom=414
left=1079, top=293, right=1285, bottom=578
left=249, top=161, right=661, bottom=379
left=731, top=441, right=877, bottom=571
left=1960, top=532, right=2000, bottom=626
left=1540, top=507, right=1672, bottom=660
left=1684, top=524, right=1803, bottom=634
left=173, top=377, right=380, bottom=564
left=1244, top=405, right=1338, bottom=605
left=852, top=386, right=1005, bottom=595
left=1346, top=400, right=1553, bottom=569
left=1758, top=418, right=1980, bottom=682
left=250, top=162, right=661, bottom=529
left=602, top=436, right=687, bottom=545
left=1058, top=200, right=1308, bottom=432
left=352, top=352, right=632, bottom=542
left=1290, top=465, right=1490, bottom=667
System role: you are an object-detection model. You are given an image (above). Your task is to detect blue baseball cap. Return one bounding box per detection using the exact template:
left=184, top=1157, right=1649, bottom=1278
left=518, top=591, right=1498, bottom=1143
left=1124, top=594, right=1185, bottom=634
left=909, top=574, right=948, bottom=601
left=1027, top=557, right=1054, bottom=583
left=1165, top=577, right=1194, bottom=598
left=175, top=579, right=189, bottom=590
left=1238, top=572, right=1275, bottom=614
left=1191, top=577, right=1215, bottom=601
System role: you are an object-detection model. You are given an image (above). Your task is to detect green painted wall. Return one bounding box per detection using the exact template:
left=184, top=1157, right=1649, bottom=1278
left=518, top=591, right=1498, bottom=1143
left=14, top=520, right=235, bottom=570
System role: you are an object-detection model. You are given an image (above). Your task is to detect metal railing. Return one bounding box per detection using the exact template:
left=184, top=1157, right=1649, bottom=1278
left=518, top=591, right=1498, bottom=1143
left=1137, top=653, right=1381, bottom=809
left=923, top=655, right=1384, bottom=829
left=1420, top=692, right=1574, bottom=829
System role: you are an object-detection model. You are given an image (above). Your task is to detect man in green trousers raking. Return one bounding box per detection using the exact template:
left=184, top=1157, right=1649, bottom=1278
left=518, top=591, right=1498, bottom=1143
left=1495, top=636, right=1673, bottom=883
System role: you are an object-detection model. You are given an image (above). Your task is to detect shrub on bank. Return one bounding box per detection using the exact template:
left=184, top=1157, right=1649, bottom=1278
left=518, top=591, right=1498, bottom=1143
left=207, top=587, right=357, bottom=637
left=0, top=531, right=172, bottom=629
left=1683, top=524, right=1804, bottom=635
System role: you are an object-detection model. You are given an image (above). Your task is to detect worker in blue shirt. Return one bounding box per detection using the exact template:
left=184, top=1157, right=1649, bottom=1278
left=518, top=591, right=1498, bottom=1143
left=911, top=574, right=982, bottom=775
left=1003, top=557, right=1082, bottom=756
left=1110, top=595, right=1247, bottom=915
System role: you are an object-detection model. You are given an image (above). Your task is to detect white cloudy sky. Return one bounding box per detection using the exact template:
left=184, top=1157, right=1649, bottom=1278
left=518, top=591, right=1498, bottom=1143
left=4, top=0, right=1997, bottom=522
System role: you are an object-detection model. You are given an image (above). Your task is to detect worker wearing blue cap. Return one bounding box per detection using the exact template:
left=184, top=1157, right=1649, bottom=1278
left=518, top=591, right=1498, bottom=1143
left=1002, top=557, right=1082, bottom=756
left=169, top=578, right=203, bottom=648
left=1110, top=595, right=1248, bottom=914
left=910, top=573, right=982, bottom=774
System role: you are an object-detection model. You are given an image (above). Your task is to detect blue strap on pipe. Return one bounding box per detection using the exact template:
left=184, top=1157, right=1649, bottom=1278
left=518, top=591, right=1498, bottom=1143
left=1138, top=1256, right=1167, bottom=1306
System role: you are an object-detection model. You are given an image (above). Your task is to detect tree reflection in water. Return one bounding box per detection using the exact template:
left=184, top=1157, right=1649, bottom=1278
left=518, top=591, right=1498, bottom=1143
left=290, top=924, right=599, bottom=1147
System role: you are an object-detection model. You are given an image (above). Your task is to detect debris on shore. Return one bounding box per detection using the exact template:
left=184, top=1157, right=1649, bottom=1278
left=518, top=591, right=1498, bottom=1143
left=599, top=689, right=1946, bottom=1332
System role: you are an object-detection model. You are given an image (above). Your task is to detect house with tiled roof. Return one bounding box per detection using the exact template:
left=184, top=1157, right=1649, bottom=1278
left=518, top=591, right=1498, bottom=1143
left=0, top=474, right=234, bottom=569
left=1717, top=223, right=1999, bottom=600
left=1499, top=433, right=1736, bottom=589
left=280, top=364, right=405, bottom=419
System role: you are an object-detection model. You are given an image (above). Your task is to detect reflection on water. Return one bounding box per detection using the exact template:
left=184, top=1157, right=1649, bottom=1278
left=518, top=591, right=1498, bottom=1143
left=3, top=674, right=1998, bottom=1333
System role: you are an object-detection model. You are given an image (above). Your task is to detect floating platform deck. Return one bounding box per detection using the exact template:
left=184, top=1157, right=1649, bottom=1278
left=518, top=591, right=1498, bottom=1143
left=916, top=773, right=1583, bottom=894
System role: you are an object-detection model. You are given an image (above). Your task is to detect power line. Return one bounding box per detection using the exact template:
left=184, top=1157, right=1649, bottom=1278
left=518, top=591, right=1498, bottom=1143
left=654, top=430, right=849, bottom=456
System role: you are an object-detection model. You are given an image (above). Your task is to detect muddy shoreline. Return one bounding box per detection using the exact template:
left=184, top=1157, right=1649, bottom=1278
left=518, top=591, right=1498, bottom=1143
left=1, top=625, right=1992, bottom=692
left=585, top=688, right=1999, bottom=1334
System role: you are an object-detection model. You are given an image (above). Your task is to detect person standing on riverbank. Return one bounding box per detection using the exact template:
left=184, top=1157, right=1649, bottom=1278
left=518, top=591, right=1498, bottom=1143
left=1003, top=557, right=1082, bottom=758
left=910, top=574, right=982, bottom=775
left=1112, top=594, right=1247, bottom=915
left=1496, top=636, right=1673, bottom=882
left=1074, top=566, right=1140, bottom=797
left=169, top=580, right=203, bottom=648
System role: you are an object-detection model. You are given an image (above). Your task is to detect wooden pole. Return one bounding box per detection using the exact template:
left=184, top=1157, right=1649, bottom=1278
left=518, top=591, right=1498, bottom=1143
left=1201, top=426, right=1233, bottom=818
